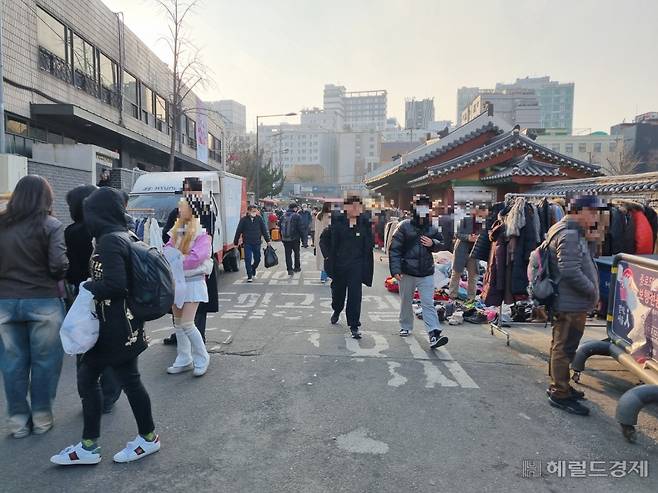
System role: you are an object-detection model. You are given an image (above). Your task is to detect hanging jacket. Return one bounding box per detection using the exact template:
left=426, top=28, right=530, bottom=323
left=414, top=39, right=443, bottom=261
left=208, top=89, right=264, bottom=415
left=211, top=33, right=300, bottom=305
left=388, top=217, right=443, bottom=278
left=621, top=208, right=637, bottom=254
left=632, top=209, right=654, bottom=254
left=82, top=187, right=147, bottom=367
left=644, top=206, right=658, bottom=250
left=511, top=204, right=540, bottom=296
left=481, top=220, right=507, bottom=307
left=607, top=206, right=626, bottom=255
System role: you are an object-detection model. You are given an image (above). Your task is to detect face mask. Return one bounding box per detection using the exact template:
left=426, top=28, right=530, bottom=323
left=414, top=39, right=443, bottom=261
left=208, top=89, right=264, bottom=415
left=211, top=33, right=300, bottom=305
left=415, top=206, right=430, bottom=216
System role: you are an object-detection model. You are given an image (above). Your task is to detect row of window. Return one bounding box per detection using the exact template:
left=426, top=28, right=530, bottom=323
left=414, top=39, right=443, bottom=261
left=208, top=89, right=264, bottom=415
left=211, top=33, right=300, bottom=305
left=36, top=7, right=222, bottom=161
left=549, top=142, right=618, bottom=154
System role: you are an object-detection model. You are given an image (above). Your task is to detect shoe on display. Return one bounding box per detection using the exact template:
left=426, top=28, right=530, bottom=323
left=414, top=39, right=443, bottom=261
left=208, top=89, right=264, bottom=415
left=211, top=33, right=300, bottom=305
left=50, top=442, right=101, bottom=466
left=113, top=435, right=161, bottom=463
left=448, top=312, right=464, bottom=325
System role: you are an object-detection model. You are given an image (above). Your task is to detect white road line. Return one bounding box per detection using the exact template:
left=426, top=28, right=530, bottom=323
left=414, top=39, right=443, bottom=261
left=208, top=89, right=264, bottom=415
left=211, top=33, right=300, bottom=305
left=309, top=332, right=320, bottom=348
left=421, top=361, right=458, bottom=388
left=387, top=362, right=407, bottom=387
left=345, top=333, right=389, bottom=358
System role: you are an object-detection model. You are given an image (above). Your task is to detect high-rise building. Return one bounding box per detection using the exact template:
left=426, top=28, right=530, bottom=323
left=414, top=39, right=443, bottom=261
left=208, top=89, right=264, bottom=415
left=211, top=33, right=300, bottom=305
left=323, top=84, right=387, bottom=131
left=456, top=87, right=480, bottom=126
left=405, top=98, right=435, bottom=130
left=461, top=90, right=541, bottom=130
left=495, top=77, right=574, bottom=132
left=207, top=100, right=246, bottom=136
left=611, top=113, right=658, bottom=172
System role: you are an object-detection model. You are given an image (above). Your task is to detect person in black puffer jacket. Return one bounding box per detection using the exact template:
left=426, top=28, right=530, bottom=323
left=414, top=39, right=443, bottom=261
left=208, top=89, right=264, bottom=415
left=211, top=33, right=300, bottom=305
left=51, top=187, right=160, bottom=466
left=389, top=194, right=447, bottom=349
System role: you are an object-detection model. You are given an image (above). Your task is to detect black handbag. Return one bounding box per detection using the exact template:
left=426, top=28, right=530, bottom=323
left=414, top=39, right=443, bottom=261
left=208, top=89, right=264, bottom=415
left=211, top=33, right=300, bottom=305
left=264, top=245, right=279, bottom=268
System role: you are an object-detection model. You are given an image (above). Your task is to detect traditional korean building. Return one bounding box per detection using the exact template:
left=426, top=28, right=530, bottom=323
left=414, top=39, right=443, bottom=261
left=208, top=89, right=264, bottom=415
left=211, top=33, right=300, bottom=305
left=365, top=108, right=602, bottom=209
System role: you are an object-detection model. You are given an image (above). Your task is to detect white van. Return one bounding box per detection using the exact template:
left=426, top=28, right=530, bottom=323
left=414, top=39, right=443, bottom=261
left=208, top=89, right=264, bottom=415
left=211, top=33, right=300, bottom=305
left=128, top=171, right=246, bottom=260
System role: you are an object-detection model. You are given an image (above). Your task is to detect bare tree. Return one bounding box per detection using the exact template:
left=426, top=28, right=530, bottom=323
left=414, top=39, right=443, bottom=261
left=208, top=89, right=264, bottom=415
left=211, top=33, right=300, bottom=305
left=604, top=141, right=644, bottom=176
left=152, top=0, right=207, bottom=171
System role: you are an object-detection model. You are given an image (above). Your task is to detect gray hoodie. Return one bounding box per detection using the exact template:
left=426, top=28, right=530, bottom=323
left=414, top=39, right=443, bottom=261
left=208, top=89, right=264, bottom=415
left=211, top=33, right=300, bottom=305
left=547, top=218, right=599, bottom=313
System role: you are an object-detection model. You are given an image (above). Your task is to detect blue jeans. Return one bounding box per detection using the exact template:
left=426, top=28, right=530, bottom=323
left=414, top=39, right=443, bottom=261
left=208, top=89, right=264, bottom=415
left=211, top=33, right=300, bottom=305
left=0, top=298, right=65, bottom=421
left=399, top=274, right=441, bottom=333
left=244, top=243, right=262, bottom=278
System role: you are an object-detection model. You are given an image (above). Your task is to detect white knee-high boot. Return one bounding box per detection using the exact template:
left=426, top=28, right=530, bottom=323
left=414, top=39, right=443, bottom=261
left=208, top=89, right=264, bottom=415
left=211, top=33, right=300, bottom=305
left=167, top=318, right=193, bottom=373
left=182, top=322, right=209, bottom=376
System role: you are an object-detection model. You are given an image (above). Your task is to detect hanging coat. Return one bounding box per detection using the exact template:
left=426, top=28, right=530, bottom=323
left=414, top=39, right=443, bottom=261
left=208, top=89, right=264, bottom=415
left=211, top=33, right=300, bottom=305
left=511, top=204, right=539, bottom=296
left=482, top=220, right=507, bottom=307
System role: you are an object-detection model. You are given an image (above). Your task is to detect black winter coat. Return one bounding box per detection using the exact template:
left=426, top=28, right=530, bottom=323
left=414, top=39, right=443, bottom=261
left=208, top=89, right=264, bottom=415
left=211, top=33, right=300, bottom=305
left=82, top=188, right=147, bottom=367
left=64, top=184, right=96, bottom=288
left=388, top=218, right=443, bottom=278
left=511, top=204, right=540, bottom=296
left=319, top=214, right=374, bottom=287
left=234, top=215, right=270, bottom=245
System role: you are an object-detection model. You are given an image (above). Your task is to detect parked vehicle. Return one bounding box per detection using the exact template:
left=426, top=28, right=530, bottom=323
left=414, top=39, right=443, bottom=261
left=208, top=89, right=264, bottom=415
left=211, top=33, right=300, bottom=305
left=128, top=171, right=247, bottom=262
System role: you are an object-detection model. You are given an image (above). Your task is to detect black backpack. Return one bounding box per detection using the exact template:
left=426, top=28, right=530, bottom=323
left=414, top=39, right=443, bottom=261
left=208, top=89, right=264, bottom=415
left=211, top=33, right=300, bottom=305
left=120, top=233, right=175, bottom=321
left=281, top=213, right=294, bottom=241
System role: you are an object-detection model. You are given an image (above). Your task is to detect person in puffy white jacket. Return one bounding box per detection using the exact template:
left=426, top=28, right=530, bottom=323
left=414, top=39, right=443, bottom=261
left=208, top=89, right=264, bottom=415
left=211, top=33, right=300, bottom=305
left=164, top=197, right=212, bottom=377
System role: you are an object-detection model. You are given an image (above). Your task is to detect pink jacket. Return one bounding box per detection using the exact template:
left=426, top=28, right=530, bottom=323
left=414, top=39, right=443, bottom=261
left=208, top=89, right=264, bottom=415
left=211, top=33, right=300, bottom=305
left=166, top=232, right=211, bottom=270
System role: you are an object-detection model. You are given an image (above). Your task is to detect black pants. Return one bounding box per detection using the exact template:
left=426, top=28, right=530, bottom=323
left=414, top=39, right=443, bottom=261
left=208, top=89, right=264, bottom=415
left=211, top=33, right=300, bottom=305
left=77, top=357, right=154, bottom=439
left=195, top=303, right=208, bottom=341
left=331, top=264, right=363, bottom=328
left=283, top=240, right=301, bottom=271
left=300, top=227, right=309, bottom=247
left=76, top=356, right=121, bottom=408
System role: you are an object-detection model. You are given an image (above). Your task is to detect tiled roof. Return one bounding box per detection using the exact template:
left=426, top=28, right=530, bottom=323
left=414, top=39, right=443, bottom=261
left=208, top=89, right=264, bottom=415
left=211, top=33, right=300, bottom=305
left=481, top=154, right=566, bottom=183
left=364, top=111, right=511, bottom=185
left=426, top=130, right=601, bottom=179
left=530, top=172, right=658, bottom=195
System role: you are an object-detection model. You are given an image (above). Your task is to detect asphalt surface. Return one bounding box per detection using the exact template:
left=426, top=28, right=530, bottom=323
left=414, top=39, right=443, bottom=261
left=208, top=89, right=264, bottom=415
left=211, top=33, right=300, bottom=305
left=1, top=246, right=658, bottom=492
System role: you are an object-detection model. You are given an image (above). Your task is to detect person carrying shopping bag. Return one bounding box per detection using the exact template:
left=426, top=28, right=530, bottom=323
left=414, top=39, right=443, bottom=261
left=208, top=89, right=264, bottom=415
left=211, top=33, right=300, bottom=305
left=164, top=196, right=211, bottom=377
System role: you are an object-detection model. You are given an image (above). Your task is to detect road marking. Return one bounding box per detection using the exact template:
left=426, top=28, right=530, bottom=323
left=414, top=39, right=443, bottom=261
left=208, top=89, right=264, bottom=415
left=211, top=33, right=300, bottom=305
left=420, top=361, right=458, bottom=388
left=386, top=362, right=407, bottom=387
left=309, top=332, right=320, bottom=348
left=345, top=333, right=389, bottom=358
left=336, top=428, right=389, bottom=455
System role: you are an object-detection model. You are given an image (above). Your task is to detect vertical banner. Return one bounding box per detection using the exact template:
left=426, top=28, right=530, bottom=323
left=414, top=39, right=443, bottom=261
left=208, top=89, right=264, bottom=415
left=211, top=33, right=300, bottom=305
left=196, top=99, right=209, bottom=164
left=611, top=259, right=658, bottom=363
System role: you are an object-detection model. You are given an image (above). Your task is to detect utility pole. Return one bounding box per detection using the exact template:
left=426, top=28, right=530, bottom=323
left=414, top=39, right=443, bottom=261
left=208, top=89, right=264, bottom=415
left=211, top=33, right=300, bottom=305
left=0, top=0, right=6, bottom=154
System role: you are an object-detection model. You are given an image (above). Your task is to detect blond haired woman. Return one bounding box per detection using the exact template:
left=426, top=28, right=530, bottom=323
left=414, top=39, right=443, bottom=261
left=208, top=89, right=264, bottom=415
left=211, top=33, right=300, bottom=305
left=164, top=197, right=211, bottom=377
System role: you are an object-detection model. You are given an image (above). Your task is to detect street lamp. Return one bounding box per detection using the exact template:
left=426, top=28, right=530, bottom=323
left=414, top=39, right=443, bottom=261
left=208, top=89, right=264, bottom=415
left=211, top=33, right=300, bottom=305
left=256, top=112, right=297, bottom=201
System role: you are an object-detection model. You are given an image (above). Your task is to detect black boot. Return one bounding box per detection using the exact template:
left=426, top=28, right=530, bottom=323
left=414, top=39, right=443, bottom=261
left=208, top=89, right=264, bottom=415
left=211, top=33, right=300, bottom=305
left=548, top=395, right=590, bottom=416
left=330, top=312, right=340, bottom=324
left=163, top=333, right=177, bottom=346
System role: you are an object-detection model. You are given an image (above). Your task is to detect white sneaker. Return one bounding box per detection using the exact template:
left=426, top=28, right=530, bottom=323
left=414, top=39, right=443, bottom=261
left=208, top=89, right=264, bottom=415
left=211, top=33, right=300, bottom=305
left=50, top=442, right=101, bottom=465
left=113, top=434, right=161, bottom=463
left=167, top=363, right=193, bottom=374
left=193, top=362, right=209, bottom=377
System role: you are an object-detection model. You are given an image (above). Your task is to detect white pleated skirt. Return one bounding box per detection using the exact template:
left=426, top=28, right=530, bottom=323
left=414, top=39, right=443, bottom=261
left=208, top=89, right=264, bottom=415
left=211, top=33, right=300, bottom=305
left=182, top=277, right=208, bottom=303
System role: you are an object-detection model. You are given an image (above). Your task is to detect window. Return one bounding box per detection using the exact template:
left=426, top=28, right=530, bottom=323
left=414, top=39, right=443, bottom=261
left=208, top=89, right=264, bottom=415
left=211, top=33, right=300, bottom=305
left=29, top=125, right=47, bottom=142
left=99, top=52, right=118, bottom=106
left=141, top=85, right=153, bottom=123
left=593, top=143, right=602, bottom=153
left=123, top=71, right=139, bottom=118
left=37, top=7, right=71, bottom=82
left=551, top=144, right=561, bottom=152
left=37, top=7, right=67, bottom=60
left=186, top=117, right=196, bottom=148
left=565, top=143, right=573, bottom=154
left=72, top=33, right=97, bottom=95
left=6, top=117, right=27, bottom=136
left=609, top=142, right=617, bottom=152
left=578, top=143, right=587, bottom=153
left=154, top=94, right=167, bottom=131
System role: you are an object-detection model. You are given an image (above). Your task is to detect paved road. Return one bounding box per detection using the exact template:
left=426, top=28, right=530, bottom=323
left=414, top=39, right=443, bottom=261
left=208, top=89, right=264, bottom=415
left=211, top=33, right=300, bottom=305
left=1, top=247, right=657, bottom=492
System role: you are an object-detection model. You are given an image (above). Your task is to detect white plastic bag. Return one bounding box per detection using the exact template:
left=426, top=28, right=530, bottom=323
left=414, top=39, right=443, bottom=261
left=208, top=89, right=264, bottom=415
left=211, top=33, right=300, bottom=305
left=59, top=284, right=99, bottom=355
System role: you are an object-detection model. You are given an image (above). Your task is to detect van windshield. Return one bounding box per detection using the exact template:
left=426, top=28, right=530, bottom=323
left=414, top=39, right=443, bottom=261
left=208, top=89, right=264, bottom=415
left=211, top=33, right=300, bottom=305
left=127, top=193, right=180, bottom=225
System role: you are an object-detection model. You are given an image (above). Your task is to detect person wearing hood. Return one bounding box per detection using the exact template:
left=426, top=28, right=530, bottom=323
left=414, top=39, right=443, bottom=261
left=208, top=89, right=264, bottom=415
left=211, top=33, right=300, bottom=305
left=65, top=185, right=121, bottom=415
left=51, top=187, right=160, bottom=466
left=281, top=203, right=303, bottom=275
left=320, top=196, right=374, bottom=339
left=298, top=203, right=312, bottom=248
left=389, top=194, right=448, bottom=349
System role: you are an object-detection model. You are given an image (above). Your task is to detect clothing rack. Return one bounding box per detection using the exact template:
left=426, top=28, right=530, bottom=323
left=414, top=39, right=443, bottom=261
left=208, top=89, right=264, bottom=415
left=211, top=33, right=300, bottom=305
left=490, top=192, right=606, bottom=345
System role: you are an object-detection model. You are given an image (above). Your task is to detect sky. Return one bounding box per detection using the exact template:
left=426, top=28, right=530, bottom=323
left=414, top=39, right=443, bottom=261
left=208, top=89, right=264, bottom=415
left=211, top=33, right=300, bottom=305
left=102, top=0, right=658, bottom=133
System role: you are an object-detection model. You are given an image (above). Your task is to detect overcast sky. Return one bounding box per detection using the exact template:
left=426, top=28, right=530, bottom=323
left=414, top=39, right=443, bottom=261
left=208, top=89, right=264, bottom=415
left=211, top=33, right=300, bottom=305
left=102, top=0, right=657, bottom=132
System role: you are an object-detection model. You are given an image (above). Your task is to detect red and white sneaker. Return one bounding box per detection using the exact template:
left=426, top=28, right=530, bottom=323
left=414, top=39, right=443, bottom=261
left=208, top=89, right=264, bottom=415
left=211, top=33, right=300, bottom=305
left=113, top=434, right=161, bottom=463
left=50, top=442, right=101, bottom=466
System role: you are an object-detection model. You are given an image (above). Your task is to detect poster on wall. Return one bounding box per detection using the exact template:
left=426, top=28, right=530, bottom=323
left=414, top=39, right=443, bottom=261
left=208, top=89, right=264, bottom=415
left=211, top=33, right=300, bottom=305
left=610, top=259, right=658, bottom=364
left=196, top=101, right=209, bottom=164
